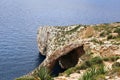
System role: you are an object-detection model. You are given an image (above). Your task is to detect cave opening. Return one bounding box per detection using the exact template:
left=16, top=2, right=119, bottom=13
left=52, top=45, right=85, bottom=76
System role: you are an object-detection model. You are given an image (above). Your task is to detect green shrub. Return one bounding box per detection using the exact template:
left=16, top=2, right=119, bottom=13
left=103, top=57, right=110, bottom=61
left=79, top=65, right=106, bottom=80
left=114, top=28, right=120, bottom=35
left=79, top=67, right=96, bottom=80
left=15, top=76, right=35, bottom=80
left=64, top=56, right=103, bottom=77
left=97, top=65, right=106, bottom=74
left=90, top=56, right=103, bottom=64
left=103, top=56, right=120, bottom=62
left=112, top=62, right=120, bottom=68
left=94, top=75, right=105, bottom=80
left=64, top=67, right=75, bottom=76
left=100, top=32, right=105, bottom=37
left=80, top=56, right=103, bottom=70
left=91, top=38, right=103, bottom=45
left=80, top=61, right=91, bottom=69
left=107, top=33, right=120, bottom=40
left=34, top=67, right=53, bottom=80
left=63, top=66, right=82, bottom=76
left=65, top=25, right=80, bottom=34
left=107, top=35, right=113, bottom=40
left=111, top=56, right=120, bottom=61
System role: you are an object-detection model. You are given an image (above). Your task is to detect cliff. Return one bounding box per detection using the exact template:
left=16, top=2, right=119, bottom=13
left=16, top=22, right=120, bottom=80
left=37, top=22, right=120, bottom=70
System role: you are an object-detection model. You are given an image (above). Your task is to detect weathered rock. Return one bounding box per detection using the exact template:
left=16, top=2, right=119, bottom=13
left=117, top=59, right=120, bottom=63
left=26, top=22, right=120, bottom=77
left=37, top=25, right=86, bottom=70
left=111, top=33, right=119, bottom=38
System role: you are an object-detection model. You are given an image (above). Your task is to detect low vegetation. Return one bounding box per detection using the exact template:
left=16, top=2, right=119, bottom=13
left=79, top=65, right=106, bottom=80
left=114, top=27, right=120, bottom=35
left=61, top=55, right=120, bottom=78
left=91, top=38, right=103, bottom=45
left=65, top=25, right=81, bottom=34
left=61, top=56, right=103, bottom=76
left=33, top=67, right=53, bottom=80
left=107, top=34, right=114, bottom=40
left=16, top=67, right=53, bottom=80
left=80, top=56, right=103, bottom=70
left=112, top=62, right=120, bottom=68
left=79, top=56, right=120, bottom=80
left=15, top=76, right=35, bottom=80
left=103, top=56, right=120, bottom=62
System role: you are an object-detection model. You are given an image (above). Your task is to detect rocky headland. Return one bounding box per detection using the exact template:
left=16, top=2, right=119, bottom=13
left=16, top=22, right=120, bottom=80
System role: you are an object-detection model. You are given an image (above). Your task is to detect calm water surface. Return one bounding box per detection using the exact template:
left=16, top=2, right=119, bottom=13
left=0, top=0, right=120, bottom=80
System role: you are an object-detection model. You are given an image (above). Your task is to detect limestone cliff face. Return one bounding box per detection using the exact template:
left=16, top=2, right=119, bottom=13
left=37, top=25, right=86, bottom=70
left=37, top=25, right=84, bottom=56
left=26, top=22, right=120, bottom=78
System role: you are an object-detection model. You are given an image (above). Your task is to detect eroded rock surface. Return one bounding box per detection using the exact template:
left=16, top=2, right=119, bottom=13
left=25, top=22, right=120, bottom=79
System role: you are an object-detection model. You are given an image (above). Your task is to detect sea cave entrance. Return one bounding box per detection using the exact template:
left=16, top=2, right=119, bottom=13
left=52, top=45, right=85, bottom=75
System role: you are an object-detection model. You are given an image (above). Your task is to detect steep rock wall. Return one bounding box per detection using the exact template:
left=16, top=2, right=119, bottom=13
left=27, top=22, right=120, bottom=76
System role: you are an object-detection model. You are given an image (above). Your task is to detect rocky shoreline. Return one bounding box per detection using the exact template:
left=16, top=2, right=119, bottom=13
left=16, top=22, right=120, bottom=80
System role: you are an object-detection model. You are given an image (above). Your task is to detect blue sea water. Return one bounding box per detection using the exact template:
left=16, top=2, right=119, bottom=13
left=0, top=0, right=120, bottom=80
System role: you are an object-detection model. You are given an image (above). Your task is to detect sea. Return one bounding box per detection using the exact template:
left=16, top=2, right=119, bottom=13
left=0, top=0, right=120, bottom=80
